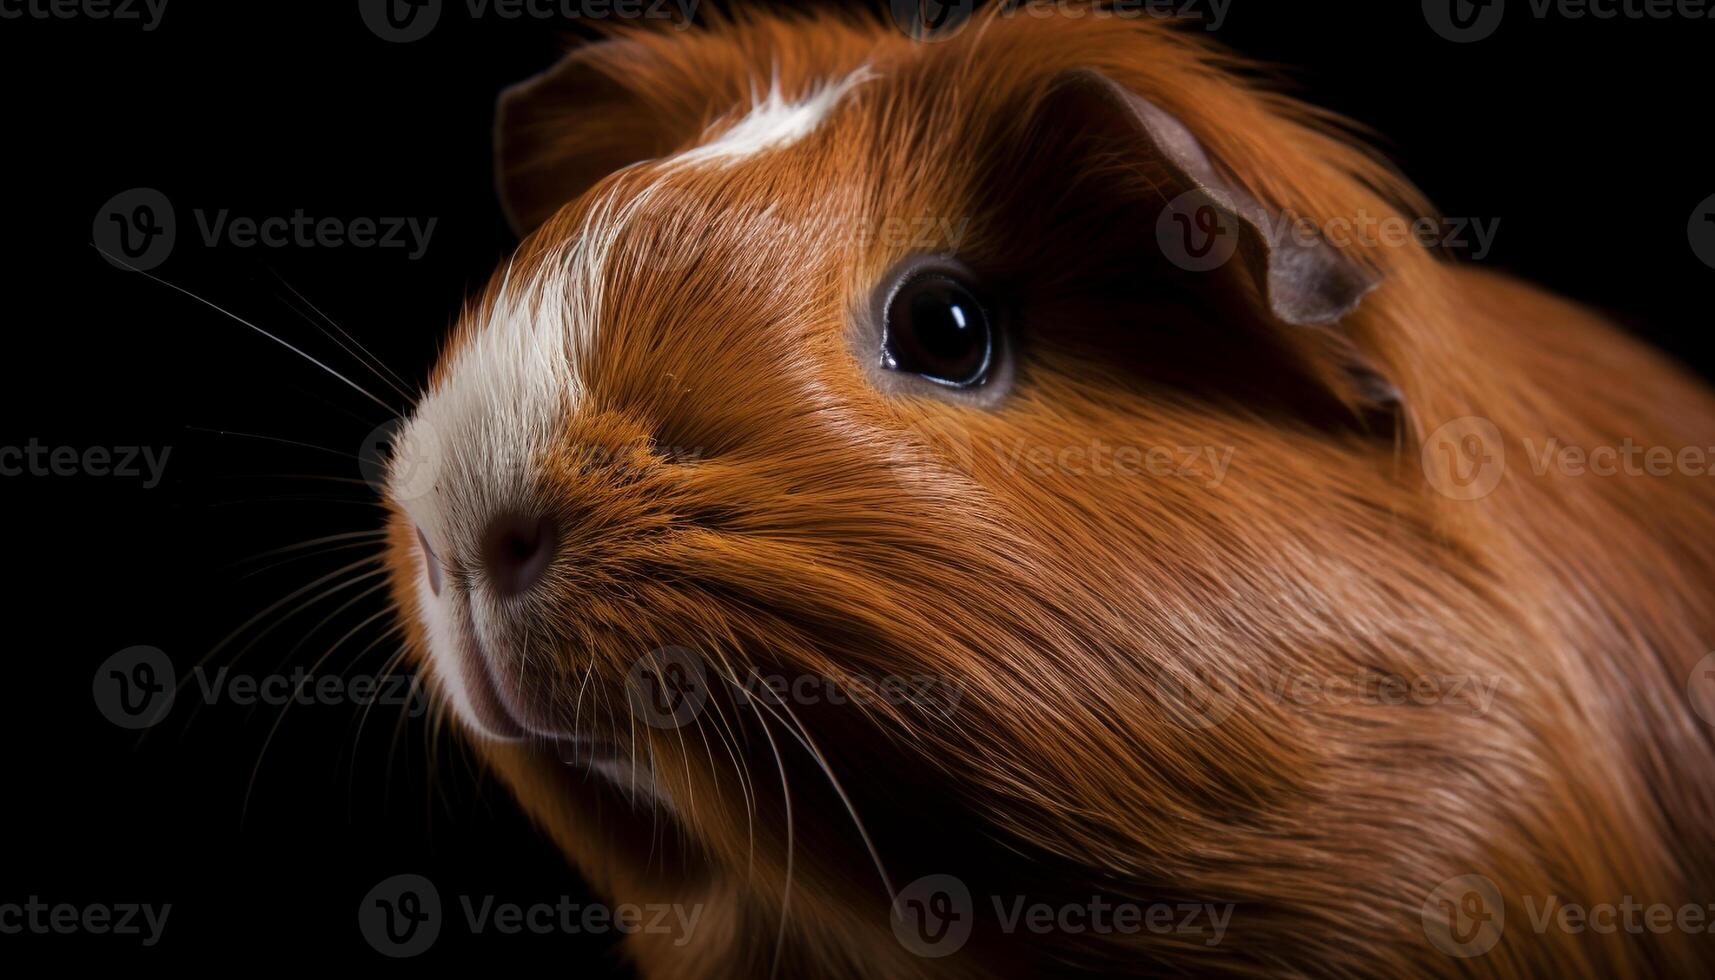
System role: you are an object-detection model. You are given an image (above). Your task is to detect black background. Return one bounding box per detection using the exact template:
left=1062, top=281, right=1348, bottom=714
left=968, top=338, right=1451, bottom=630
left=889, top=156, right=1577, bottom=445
left=1, top=0, right=1709, bottom=971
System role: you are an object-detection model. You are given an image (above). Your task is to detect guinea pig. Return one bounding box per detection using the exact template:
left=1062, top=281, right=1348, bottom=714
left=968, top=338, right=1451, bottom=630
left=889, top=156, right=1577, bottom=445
left=379, top=5, right=1715, bottom=976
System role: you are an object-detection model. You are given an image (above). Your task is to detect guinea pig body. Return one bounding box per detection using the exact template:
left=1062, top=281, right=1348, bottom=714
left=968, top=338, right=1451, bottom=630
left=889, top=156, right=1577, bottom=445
left=382, top=7, right=1715, bottom=977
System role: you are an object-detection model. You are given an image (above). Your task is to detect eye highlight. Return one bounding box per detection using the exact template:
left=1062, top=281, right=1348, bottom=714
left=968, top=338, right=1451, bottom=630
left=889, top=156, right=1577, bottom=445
left=880, top=267, right=996, bottom=389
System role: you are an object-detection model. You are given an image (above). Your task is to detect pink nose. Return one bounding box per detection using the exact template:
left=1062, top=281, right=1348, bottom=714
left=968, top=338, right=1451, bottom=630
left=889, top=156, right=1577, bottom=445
left=480, top=514, right=557, bottom=597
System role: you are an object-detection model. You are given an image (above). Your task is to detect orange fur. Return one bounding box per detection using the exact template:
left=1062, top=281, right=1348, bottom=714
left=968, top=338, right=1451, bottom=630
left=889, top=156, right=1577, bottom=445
left=382, top=5, right=1715, bottom=976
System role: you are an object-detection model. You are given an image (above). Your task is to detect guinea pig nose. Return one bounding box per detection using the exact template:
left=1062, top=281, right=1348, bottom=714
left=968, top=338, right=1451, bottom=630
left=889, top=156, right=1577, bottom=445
left=480, top=513, right=558, bottom=597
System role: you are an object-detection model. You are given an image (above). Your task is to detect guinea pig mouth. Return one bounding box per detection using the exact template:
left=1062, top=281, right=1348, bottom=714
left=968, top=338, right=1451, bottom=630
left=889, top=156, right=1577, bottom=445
left=456, top=608, right=629, bottom=767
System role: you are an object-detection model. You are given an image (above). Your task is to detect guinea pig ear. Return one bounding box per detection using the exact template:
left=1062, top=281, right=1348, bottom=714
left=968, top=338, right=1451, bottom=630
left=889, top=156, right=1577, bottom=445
left=495, top=40, right=683, bottom=236
left=1059, top=69, right=1380, bottom=329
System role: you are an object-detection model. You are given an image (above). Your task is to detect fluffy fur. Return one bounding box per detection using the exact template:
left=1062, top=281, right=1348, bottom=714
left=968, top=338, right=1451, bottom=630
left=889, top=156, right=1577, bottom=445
left=381, top=4, right=1715, bottom=976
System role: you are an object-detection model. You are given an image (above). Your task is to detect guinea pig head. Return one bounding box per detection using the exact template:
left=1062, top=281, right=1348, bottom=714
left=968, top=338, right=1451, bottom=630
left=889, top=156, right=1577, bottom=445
left=375, top=13, right=1560, bottom=976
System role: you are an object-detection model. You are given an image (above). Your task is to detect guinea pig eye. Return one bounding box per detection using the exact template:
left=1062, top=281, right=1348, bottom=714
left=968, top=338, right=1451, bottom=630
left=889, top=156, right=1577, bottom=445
left=880, top=270, right=994, bottom=389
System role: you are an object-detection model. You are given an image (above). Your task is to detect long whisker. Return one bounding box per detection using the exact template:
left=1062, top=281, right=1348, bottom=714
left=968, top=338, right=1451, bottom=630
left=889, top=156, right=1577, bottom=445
left=186, top=426, right=367, bottom=462
left=267, top=268, right=418, bottom=402
left=228, top=529, right=389, bottom=569
left=94, top=245, right=398, bottom=415
left=748, top=694, right=795, bottom=980
left=762, top=691, right=896, bottom=907
left=242, top=603, right=396, bottom=823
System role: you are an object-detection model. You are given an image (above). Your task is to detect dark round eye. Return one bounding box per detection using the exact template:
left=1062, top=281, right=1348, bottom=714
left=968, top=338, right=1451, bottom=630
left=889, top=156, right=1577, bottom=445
left=880, top=271, right=994, bottom=389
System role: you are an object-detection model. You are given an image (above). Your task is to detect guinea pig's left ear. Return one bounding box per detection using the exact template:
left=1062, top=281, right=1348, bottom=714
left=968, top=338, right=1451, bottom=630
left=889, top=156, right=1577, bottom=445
left=495, top=39, right=686, bottom=236
left=1059, top=69, right=1380, bottom=329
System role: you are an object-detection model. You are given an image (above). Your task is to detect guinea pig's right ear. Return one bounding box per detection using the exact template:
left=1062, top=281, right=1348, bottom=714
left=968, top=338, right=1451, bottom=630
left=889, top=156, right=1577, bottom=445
left=495, top=40, right=682, bottom=236
left=1055, top=69, right=1380, bottom=329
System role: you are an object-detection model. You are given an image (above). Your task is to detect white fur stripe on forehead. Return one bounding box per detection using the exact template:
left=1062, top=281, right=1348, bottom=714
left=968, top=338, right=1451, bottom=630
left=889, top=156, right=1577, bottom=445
left=390, top=68, right=874, bottom=544
left=668, top=66, right=875, bottom=169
